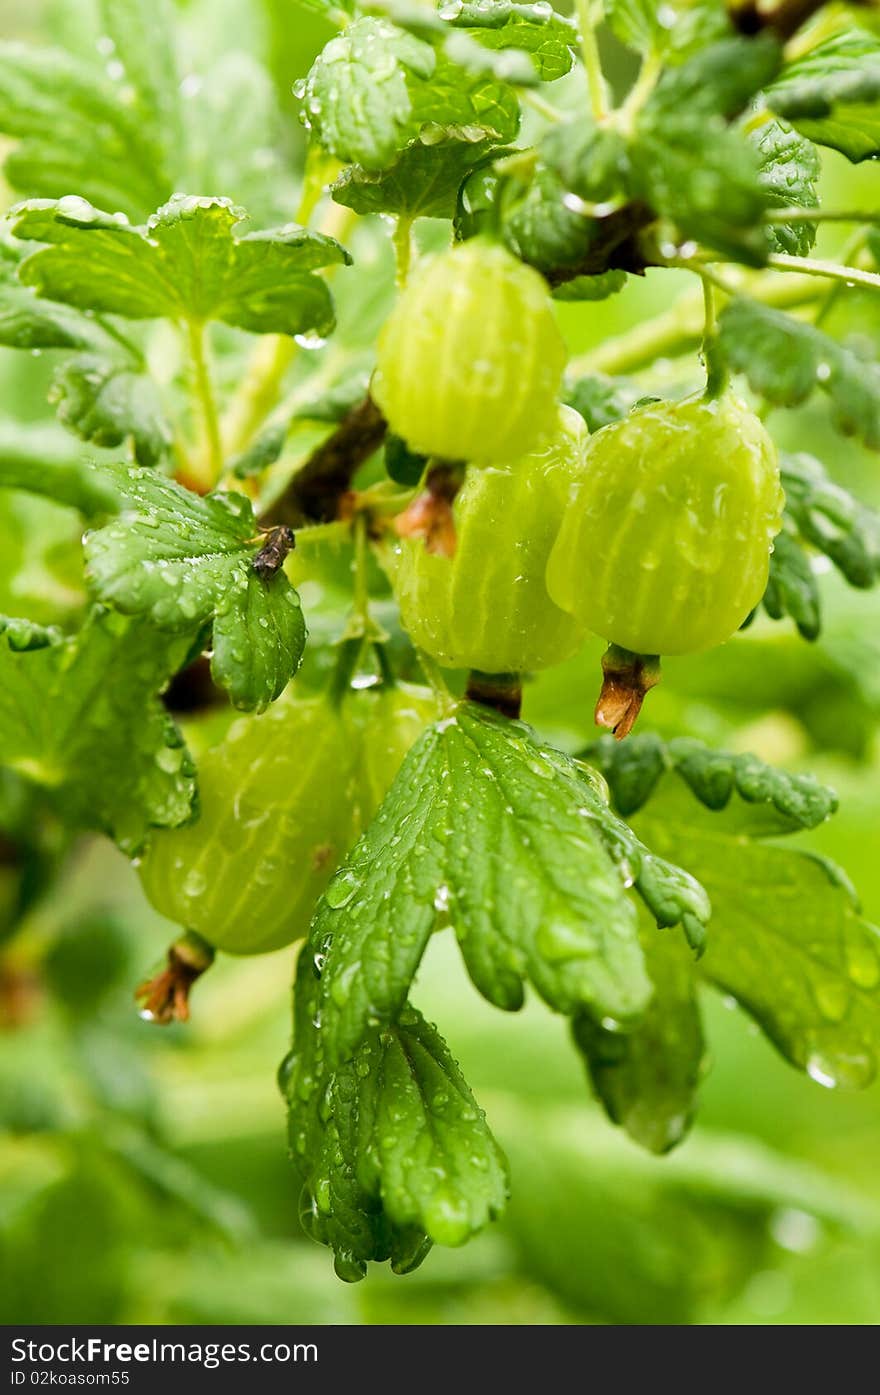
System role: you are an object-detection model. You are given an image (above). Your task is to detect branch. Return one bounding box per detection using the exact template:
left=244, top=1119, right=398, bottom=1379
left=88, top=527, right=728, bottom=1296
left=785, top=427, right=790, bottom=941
left=728, top=0, right=843, bottom=41
left=262, top=394, right=387, bottom=526
left=542, top=202, right=655, bottom=288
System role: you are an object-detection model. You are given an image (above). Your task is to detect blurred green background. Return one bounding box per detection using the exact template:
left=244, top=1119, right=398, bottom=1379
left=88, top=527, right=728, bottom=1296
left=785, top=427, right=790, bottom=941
left=2, top=0, right=880, bottom=1326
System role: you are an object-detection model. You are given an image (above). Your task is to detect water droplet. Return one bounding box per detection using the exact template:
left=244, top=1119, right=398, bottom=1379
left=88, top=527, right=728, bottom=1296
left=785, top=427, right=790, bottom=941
left=325, top=868, right=360, bottom=909
left=845, top=933, right=880, bottom=989
left=294, top=332, right=327, bottom=350
left=183, top=867, right=207, bottom=898
left=277, top=1049, right=296, bottom=1096
left=769, top=1207, right=820, bottom=1254
left=815, top=980, right=849, bottom=1023
left=433, top=884, right=451, bottom=912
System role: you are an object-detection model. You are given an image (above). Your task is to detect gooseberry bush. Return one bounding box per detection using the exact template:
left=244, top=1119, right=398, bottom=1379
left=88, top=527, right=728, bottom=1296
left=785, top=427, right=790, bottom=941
left=2, top=0, right=880, bottom=1283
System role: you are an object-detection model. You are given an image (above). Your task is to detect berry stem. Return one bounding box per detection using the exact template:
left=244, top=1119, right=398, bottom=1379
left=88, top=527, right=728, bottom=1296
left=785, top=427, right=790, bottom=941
left=595, top=645, right=661, bottom=740
left=568, top=265, right=841, bottom=378
left=466, top=671, right=523, bottom=721
left=393, top=215, right=415, bottom=288
left=394, top=460, right=463, bottom=558
left=700, top=275, right=729, bottom=400
left=135, top=930, right=215, bottom=1026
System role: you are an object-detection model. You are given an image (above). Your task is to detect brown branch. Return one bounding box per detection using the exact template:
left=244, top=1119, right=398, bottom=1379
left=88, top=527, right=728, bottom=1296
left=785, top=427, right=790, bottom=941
left=728, top=0, right=840, bottom=41
left=543, top=202, right=656, bottom=289
left=262, top=395, right=387, bottom=527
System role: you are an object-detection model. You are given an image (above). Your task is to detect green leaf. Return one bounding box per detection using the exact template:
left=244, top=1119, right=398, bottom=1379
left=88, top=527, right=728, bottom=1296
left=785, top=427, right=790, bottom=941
left=443, top=32, right=541, bottom=87
left=183, top=54, right=297, bottom=227
left=749, top=117, right=820, bottom=257
left=552, top=269, right=627, bottom=302
left=290, top=705, right=708, bottom=1080
left=541, top=119, right=629, bottom=203
left=573, top=920, right=706, bottom=1154
left=604, top=0, right=666, bottom=52
left=563, top=372, right=643, bottom=431
left=285, top=703, right=711, bottom=1271
left=49, top=354, right=171, bottom=468
left=504, top=166, right=596, bottom=274
left=0, top=42, right=172, bottom=222
left=97, top=0, right=183, bottom=174
left=229, top=423, right=288, bottom=480
left=0, top=614, right=63, bottom=653
left=0, top=608, right=196, bottom=852
left=762, top=526, right=822, bottom=641
left=606, top=0, right=731, bottom=60
left=646, top=34, right=781, bottom=121
left=331, top=136, right=497, bottom=219
left=765, top=27, right=880, bottom=163
left=83, top=466, right=306, bottom=711
left=629, top=116, right=770, bottom=265
left=592, top=764, right=880, bottom=1091
left=211, top=571, right=307, bottom=712
left=287, top=1002, right=509, bottom=1280
left=582, top=732, right=838, bottom=830
left=501, top=1098, right=879, bottom=1323
left=780, top=451, right=880, bottom=589
left=444, top=1, right=576, bottom=83
left=384, top=434, right=427, bottom=486
left=304, top=17, right=520, bottom=173
left=9, top=195, right=350, bottom=338
left=0, top=422, right=120, bottom=515
left=0, top=254, right=108, bottom=352
left=718, top=299, right=880, bottom=450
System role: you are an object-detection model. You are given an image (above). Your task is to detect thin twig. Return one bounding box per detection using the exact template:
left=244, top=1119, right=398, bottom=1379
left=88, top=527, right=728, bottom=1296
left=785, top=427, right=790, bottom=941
left=261, top=394, right=387, bottom=526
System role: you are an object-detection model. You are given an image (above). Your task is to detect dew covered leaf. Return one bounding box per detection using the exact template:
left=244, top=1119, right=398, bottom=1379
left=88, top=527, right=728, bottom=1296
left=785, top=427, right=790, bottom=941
left=212, top=571, right=307, bottom=712
left=0, top=608, right=196, bottom=852
left=285, top=702, right=714, bottom=1269
left=573, top=919, right=706, bottom=1154
left=83, top=466, right=305, bottom=711
left=630, top=37, right=781, bottom=257
left=303, top=16, right=520, bottom=174
left=292, top=703, right=711, bottom=1080
left=761, top=527, right=823, bottom=641
left=97, top=0, right=184, bottom=174
left=331, top=136, right=498, bottom=220
left=8, top=195, right=350, bottom=338
left=286, top=1003, right=509, bottom=1281
left=780, top=452, right=880, bottom=590
left=582, top=731, right=838, bottom=830
left=0, top=40, right=175, bottom=222
left=765, top=26, right=880, bottom=163
left=718, top=299, right=880, bottom=450
left=592, top=763, right=880, bottom=1093
left=749, top=116, right=820, bottom=257
left=443, top=1, right=576, bottom=83
left=504, top=166, right=601, bottom=275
